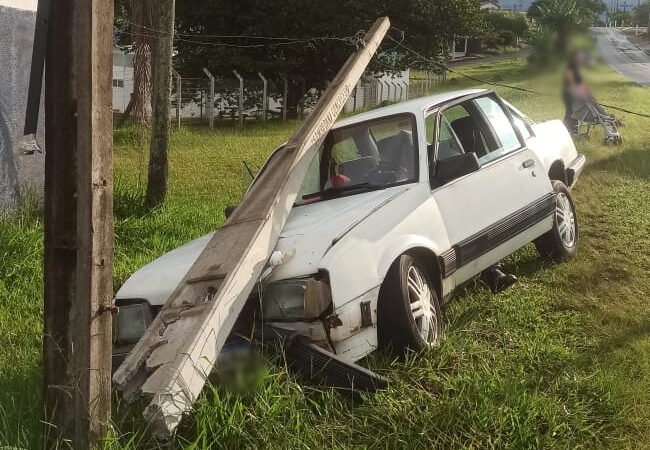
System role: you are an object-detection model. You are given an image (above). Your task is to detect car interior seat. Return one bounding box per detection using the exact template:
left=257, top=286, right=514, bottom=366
left=451, top=116, right=486, bottom=158
left=376, top=131, right=415, bottom=176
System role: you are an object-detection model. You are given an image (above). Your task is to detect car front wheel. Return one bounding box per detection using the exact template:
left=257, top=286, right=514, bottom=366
left=377, top=254, right=442, bottom=356
left=535, top=180, right=579, bottom=261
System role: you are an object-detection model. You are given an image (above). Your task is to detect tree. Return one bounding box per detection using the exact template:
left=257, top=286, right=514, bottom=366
left=609, top=10, right=632, bottom=26
left=530, top=0, right=586, bottom=54
left=146, top=0, right=175, bottom=206
left=173, top=0, right=482, bottom=117
left=528, top=0, right=605, bottom=26
left=634, top=1, right=650, bottom=26
left=483, top=10, right=529, bottom=39
left=131, top=0, right=154, bottom=126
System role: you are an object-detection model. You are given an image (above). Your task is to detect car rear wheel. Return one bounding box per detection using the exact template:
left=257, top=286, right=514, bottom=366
left=535, top=180, right=579, bottom=261
left=378, top=254, right=442, bottom=355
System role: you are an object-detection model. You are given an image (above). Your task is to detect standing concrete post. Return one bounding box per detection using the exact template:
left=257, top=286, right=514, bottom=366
left=258, top=72, right=268, bottom=121
left=42, top=0, right=114, bottom=446
left=391, top=81, right=399, bottom=101
left=233, top=70, right=244, bottom=127
left=280, top=74, right=289, bottom=121
left=203, top=68, right=215, bottom=131
left=172, top=69, right=181, bottom=128
left=377, top=80, right=383, bottom=104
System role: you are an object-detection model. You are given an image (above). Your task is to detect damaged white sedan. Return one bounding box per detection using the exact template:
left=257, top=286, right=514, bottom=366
left=113, top=89, right=585, bottom=365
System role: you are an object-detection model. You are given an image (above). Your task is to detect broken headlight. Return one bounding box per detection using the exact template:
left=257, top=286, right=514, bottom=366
left=113, top=301, right=154, bottom=344
left=261, top=276, right=332, bottom=321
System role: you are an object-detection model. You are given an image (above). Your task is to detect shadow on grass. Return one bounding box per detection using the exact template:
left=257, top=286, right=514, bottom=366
left=596, top=320, right=650, bottom=355
left=113, top=183, right=157, bottom=220
left=590, top=148, right=650, bottom=179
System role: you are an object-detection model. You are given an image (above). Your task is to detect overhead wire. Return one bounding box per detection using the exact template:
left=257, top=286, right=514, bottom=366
left=386, top=30, right=650, bottom=119
left=117, top=20, right=360, bottom=48
left=114, top=20, right=650, bottom=119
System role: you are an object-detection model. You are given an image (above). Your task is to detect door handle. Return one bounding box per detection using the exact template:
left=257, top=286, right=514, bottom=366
left=522, top=159, right=535, bottom=169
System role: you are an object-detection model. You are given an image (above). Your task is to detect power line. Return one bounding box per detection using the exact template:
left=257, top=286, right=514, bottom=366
left=385, top=34, right=650, bottom=119
left=117, top=20, right=360, bottom=48
left=114, top=20, right=650, bottom=119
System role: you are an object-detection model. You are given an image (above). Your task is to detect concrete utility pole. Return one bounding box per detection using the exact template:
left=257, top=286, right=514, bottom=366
left=146, top=0, right=175, bottom=207
left=203, top=68, right=215, bottom=130
left=172, top=68, right=181, bottom=128
left=43, top=0, right=114, bottom=448
left=113, top=17, right=391, bottom=440
left=258, top=72, right=268, bottom=122
left=233, top=70, right=245, bottom=127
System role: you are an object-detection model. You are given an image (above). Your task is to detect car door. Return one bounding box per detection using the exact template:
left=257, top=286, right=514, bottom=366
left=428, top=93, right=554, bottom=285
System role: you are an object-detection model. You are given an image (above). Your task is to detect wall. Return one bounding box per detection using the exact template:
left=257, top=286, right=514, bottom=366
left=0, top=0, right=44, bottom=210
left=112, top=50, right=134, bottom=112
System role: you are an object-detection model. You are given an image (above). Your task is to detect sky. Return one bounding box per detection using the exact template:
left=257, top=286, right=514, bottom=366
left=499, top=0, right=535, bottom=12
left=499, top=0, right=643, bottom=12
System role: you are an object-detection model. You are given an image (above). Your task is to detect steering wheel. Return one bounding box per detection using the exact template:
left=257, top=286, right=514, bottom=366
left=367, top=160, right=409, bottom=184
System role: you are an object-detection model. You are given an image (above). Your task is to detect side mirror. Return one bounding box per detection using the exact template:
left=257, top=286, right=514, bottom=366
left=434, top=153, right=480, bottom=185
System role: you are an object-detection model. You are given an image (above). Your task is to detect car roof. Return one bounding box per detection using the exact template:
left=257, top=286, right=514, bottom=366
left=333, top=88, right=488, bottom=129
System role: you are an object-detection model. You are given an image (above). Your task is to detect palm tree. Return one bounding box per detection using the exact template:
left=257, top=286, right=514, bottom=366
left=536, top=0, right=585, bottom=54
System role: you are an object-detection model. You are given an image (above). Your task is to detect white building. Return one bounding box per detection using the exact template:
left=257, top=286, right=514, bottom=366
left=480, top=0, right=502, bottom=10
left=112, top=49, right=134, bottom=113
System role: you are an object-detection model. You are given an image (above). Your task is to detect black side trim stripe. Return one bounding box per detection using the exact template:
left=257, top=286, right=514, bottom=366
left=439, top=193, right=555, bottom=277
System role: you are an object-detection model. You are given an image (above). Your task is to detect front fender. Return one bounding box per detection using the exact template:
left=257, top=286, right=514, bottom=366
left=529, top=120, right=578, bottom=173
left=376, top=234, right=445, bottom=280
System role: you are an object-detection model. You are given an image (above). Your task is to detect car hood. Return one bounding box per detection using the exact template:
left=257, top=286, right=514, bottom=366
left=115, top=186, right=410, bottom=306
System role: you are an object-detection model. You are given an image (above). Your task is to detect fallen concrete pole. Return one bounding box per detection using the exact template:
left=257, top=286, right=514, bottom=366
left=113, top=17, right=390, bottom=439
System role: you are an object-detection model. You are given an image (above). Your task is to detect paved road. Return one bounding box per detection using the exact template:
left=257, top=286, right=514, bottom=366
left=592, top=27, right=650, bottom=86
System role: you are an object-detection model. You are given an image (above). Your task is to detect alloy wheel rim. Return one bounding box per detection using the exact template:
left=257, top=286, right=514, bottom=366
left=556, top=192, right=576, bottom=248
left=406, top=264, right=438, bottom=345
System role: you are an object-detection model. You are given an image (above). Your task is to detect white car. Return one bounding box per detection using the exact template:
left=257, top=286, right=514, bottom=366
left=113, top=89, right=585, bottom=365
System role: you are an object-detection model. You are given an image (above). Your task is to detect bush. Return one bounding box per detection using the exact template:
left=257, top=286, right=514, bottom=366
left=483, top=10, right=529, bottom=38
left=526, top=26, right=557, bottom=65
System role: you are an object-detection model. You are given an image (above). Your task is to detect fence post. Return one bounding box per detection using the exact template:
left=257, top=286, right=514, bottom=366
left=280, top=74, right=288, bottom=121
left=389, top=81, right=397, bottom=101
left=233, top=70, right=244, bottom=127
left=258, top=72, right=268, bottom=122
left=377, top=80, right=384, bottom=105
left=172, top=68, right=181, bottom=128
left=203, top=68, right=215, bottom=130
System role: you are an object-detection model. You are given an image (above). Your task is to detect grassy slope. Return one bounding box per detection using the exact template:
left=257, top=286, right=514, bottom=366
left=1, top=58, right=650, bottom=449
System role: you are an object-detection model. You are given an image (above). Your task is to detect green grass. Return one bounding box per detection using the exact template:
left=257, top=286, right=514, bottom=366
left=2, top=58, right=650, bottom=448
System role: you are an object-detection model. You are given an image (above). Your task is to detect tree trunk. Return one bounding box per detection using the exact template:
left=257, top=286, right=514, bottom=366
left=131, top=0, right=153, bottom=126
left=145, top=0, right=175, bottom=207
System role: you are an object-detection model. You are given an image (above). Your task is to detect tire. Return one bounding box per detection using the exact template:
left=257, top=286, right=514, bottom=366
left=377, top=254, right=443, bottom=355
left=535, top=180, right=579, bottom=261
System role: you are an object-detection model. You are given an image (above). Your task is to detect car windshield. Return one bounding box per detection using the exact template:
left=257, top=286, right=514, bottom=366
left=296, top=114, right=418, bottom=205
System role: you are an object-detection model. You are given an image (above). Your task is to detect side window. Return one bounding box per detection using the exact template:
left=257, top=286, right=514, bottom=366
left=473, top=97, right=521, bottom=163
left=437, top=117, right=464, bottom=161
left=441, top=104, right=492, bottom=160
left=509, top=108, right=533, bottom=141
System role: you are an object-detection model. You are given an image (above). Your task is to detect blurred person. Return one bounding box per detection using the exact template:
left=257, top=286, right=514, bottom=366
left=563, top=50, right=615, bottom=131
